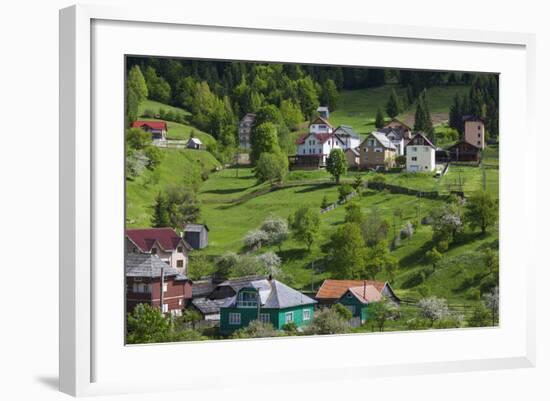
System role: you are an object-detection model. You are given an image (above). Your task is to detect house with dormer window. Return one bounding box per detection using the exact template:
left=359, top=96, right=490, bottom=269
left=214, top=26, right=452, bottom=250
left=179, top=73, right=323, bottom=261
left=126, top=228, right=192, bottom=275
left=219, top=278, right=317, bottom=334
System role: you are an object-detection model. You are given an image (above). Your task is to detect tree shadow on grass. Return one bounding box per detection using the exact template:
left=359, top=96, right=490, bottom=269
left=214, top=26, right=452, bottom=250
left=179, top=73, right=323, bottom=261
left=293, top=183, right=336, bottom=194
left=278, top=248, right=309, bottom=262
left=202, top=187, right=253, bottom=195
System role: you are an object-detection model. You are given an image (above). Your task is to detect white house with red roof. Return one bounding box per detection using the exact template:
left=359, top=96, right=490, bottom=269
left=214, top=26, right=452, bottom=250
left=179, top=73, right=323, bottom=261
left=296, top=117, right=346, bottom=163
left=131, top=120, right=168, bottom=142
left=126, top=228, right=191, bottom=275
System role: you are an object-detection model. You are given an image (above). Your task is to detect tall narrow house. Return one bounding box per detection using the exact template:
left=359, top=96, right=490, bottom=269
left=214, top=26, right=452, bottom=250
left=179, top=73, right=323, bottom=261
left=463, top=116, right=485, bottom=150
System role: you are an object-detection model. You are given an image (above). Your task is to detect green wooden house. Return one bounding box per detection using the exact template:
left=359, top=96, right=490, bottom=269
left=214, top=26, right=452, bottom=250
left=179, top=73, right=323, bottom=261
left=337, top=284, right=383, bottom=324
left=219, top=278, right=317, bottom=334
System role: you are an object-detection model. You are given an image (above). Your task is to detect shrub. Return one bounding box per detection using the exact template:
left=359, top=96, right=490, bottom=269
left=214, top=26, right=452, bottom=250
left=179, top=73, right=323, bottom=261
left=468, top=303, right=491, bottom=327
left=232, top=321, right=280, bottom=339
left=400, top=222, right=414, bottom=240
left=371, top=174, right=386, bottom=184
left=320, top=195, right=330, bottom=210
left=337, top=184, right=353, bottom=203
left=417, top=296, right=450, bottom=326
left=305, top=308, right=351, bottom=335
left=142, top=108, right=156, bottom=118
left=466, top=288, right=481, bottom=301
left=282, top=322, right=298, bottom=334
left=436, top=240, right=449, bottom=252
left=332, top=303, right=353, bottom=321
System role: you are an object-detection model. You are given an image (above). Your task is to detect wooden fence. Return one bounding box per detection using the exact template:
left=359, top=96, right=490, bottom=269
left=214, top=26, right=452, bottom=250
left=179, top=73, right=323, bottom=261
left=366, top=181, right=439, bottom=198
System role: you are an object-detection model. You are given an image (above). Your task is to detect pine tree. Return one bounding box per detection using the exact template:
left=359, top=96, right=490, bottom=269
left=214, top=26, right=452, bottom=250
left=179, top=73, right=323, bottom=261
left=385, top=89, right=401, bottom=118
left=151, top=192, right=171, bottom=228
left=375, top=108, right=385, bottom=129
left=413, top=91, right=434, bottom=141
left=449, top=93, right=463, bottom=132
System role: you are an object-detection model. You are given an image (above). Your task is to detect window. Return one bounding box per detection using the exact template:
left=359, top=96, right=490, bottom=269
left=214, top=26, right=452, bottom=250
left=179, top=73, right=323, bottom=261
left=374, top=148, right=383, bottom=153
left=424, top=147, right=429, bottom=152
left=229, top=313, right=241, bottom=325
left=132, top=247, right=138, bottom=253
left=412, top=156, right=417, bottom=161
left=132, top=283, right=150, bottom=293
left=303, top=309, right=311, bottom=321
left=151, top=248, right=157, bottom=255
left=477, top=141, right=481, bottom=146
left=259, top=313, right=270, bottom=323
left=163, top=283, right=168, bottom=293
left=302, top=149, right=305, bottom=154
left=176, top=260, right=184, bottom=268
left=177, top=246, right=183, bottom=253
left=178, top=299, right=183, bottom=306
left=411, top=146, right=417, bottom=152
left=347, top=292, right=353, bottom=298
left=478, top=125, right=481, bottom=130
left=478, top=133, right=481, bottom=138
left=162, top=303, right=169, bottom=313
left=237, top=291, right=258, bottom=308
left=285, top=312, right=294, bottom=324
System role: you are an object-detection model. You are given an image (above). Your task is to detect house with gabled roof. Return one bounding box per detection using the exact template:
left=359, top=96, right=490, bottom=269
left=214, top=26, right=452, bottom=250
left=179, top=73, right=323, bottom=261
left=131, top=120, right=168, bottom=141
left=384, top=118, right=412, bottom=139
left=405, top=132, right=436, bottom=172
left=126, top=228, right=191, bottom=275
left=125, top=253, right=192, bottom=315
left=186, top=137, right=203, bottom=150
left=337, top=283, right=383, bottom=325
left=219, top=278, right=317, bottom=334
left=375, top=126, right=410, bottom=156
left=315, top=279, right=400, bottom=305
left=238, top=113, right=256, bottom=149
left=359, top=132, right=397, bottom=170
left=333, top=125, right=361, bottom=150
left=447, top=140, right=481, bottom=162
left=317, top=106, right=330, bottom=120
left=183, top=223, right=209, bottom=249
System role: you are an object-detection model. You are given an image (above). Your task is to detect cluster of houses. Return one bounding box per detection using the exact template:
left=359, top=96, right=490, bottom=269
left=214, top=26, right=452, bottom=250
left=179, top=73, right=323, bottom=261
left=125, top=227, right=400, bottom=334
left=131, top=120, right=204, bottom=150
left=286, top=106, right=486, bottom=173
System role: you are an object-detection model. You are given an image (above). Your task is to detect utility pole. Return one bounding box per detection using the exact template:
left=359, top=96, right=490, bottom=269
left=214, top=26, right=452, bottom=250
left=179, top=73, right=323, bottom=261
left=160, top=264, right=165, bottom=315
left=311, top=260, right=315, bottom=293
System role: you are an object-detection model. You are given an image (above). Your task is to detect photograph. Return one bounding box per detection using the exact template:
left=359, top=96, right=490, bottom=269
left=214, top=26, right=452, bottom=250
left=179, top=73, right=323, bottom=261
left=124, top=56, right=499, bottom=344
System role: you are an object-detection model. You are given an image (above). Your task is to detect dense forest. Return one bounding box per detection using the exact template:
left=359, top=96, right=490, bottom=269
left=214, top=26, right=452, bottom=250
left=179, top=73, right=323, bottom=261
left=126, top=57, right=499, bottom=162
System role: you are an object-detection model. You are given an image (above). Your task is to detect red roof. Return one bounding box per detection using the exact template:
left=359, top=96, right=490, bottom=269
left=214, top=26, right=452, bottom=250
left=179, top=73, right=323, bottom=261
left=316, top=279, right=387, bottom=300
left=132, top=120, right=168, bottom=131
left=295, top=133, right=339, bottom=145
left=348, top=285, right=383, bottom=303
left=126, top=228, right=189, bottom=253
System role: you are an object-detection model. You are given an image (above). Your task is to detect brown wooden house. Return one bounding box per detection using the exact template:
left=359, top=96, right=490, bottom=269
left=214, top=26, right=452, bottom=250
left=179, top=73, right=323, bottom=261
left=447, top=140, right=481, bottom=162
left=126, top=253, right=192, bottom=316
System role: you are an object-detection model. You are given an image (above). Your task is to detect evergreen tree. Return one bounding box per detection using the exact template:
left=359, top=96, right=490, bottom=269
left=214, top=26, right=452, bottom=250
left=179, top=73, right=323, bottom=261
left=385, top=89, right=401, bottom=118
left=126, top=65, right=148, bottom=125
left=413, top=91, right=434, bottom=141
left=449, top=93, right=463, bottom=132
left=151, top=192, right=171, bottom=228
left=375, top=108, right=385, bottom=129
left=321, top=79, right=339, bottom=111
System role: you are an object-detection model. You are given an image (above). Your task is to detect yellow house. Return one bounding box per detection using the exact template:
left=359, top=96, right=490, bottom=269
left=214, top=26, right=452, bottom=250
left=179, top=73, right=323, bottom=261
left=359, top=132, right=397, bottom=170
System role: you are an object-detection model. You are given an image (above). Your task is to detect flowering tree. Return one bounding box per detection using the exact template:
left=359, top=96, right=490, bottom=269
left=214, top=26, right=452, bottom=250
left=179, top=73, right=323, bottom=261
left=417, top=296, right=450, bottom=326
left=483, top=286, right=499, bottom=326
left=243, top=229, right=269, bottom=251
left=260, top=215, right=289, bottom=251
left=256, top=251, right=282, bottom=277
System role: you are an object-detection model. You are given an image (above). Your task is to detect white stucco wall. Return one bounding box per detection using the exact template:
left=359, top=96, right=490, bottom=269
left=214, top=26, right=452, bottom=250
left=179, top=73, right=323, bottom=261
left=406, top=145, right=435, bottom=172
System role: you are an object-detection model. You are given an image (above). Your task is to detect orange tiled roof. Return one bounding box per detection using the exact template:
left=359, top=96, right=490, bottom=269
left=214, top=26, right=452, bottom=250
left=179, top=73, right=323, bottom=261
left=315, top=279, right=386, bottom=300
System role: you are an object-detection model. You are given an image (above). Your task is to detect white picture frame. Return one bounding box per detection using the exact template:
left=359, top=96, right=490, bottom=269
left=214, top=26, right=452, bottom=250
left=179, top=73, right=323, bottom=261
left=59, top=4, right=536, bottom=397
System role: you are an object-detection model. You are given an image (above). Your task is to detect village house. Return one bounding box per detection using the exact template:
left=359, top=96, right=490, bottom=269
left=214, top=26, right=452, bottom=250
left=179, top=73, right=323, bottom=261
left=131, top=120, right=168, bottom=142
left=345, top=147, right=360, bottom=168
left=219, top=278, right=317, bottom=334
left=126, top=253, right=192, bottom=316
left=238, top=113, right=256, bottom=149
left=315, top=279, right=400, bottom=305
left=383, top=118, right=412, bottom=139
left=317, top=106, right=330, bottom=120
left=126, top=228, right=191, bottom=275
left=333, top=125, right=361, bottom=150
left=337, top=283, right=383, bottom=325
left=186, top=137, right=203, bottom=150
left=463, top=116, right=485, bottom=149
left=447, top=140, right=481, bottom=162
left=405, top=132, right=436, bottom=172
left=376, top=126, right=410, bottom=156
left=359, top=132, right=397, bottom=170
left=183, top=224, right=209, bottom=250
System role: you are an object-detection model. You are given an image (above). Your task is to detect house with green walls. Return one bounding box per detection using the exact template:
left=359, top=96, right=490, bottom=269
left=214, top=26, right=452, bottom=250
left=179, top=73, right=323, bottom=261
left=337, top=284, right=383, bottom=325
left=219, top=278, right=317, bottom=334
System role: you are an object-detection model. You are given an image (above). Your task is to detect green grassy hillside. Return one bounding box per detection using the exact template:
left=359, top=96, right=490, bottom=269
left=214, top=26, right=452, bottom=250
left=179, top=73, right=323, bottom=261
left=126, top=148, right=221, bottom=227
left=137, top=99, right=217, bottom=146
left=330, top=84, right=470, bottom=135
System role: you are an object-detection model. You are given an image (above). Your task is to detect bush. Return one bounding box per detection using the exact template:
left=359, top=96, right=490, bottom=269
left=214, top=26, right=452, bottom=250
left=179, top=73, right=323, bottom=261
left=466, top=288, right=481, bottom=301
left=142, top=108, right=156, bottom=118
left=337, top=184, right=353, bottom=203
left=305, top=308, right=351, bottom=335
left=371, top=174, right=386, bottom=184
left=400, top=222, right=414, bottom=240
left=232, top=321, right=280, bottom=339
left=332, top=303, right=353, bottom=321
left=436, top=240, right=449, bottom=252
left=282, top=322, right=298, bottom=334
left=320, top=195, right=330, bottom=210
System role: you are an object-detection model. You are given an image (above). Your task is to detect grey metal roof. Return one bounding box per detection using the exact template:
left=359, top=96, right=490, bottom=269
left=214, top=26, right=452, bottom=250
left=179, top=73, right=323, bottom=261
left=222, top=279, right=317, bottom=309
left=192, top=280, right=217, bottom=297
left=184, top=224, right=209, bottom=232
left=335, top=125, right=359, bottom=138
left=191, top=297, right=227, bottom=315
left=317, top=106, right=329, bottom=112
left=188, top=137, right=202, bottom=145
left=370, top=132, right=397, bottom=150
left=375, top=127, right=407, bottom=141
left=125, top=253, right=187, bottom=279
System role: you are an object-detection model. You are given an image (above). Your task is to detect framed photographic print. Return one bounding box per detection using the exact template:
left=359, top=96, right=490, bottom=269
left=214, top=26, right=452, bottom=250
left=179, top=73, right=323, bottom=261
left=59, top=4, right=536, bottom=397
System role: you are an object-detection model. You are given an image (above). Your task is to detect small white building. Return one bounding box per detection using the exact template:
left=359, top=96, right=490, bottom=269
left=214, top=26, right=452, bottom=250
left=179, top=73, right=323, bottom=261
left=187, top=137, right=203, bottom=150
left=317, top=106, right=330, bottom=120
left=308, top=116, right=333, bottom=135
left=296, top=132, right=346, bottom=163
left=405, top=132, right=436, bottom=172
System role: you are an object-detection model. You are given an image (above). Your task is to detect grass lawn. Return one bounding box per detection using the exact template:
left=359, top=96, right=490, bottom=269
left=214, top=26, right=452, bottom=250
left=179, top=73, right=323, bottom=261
left=329, top=84, right=470, bottom=136
left=136, top=99, right=217, bottom=146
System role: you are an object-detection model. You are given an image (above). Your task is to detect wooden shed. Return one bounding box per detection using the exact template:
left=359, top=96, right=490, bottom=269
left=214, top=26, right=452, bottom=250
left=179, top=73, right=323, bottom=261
left=183, top=224, right=209, bottom=249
